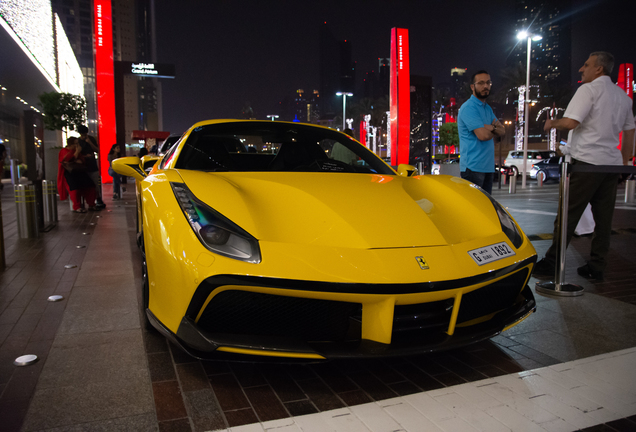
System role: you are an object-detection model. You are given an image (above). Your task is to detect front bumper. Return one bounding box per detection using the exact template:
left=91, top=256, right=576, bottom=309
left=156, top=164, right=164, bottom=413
left=149, top=257, right=537, bottom=360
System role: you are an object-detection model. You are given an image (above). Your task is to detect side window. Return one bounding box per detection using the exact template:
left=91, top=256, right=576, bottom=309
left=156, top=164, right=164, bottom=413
left=159, top=142, right=178, bottom=169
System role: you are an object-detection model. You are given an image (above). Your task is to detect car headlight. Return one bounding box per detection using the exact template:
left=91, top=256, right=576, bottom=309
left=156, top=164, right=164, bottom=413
left=171, top=183, right=261, bottom=263
left=470, top=184, right=524, bottom=249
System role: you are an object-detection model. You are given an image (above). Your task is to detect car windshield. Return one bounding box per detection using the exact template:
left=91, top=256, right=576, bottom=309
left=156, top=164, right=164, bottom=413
left=174, top=122, right=394, bottom=175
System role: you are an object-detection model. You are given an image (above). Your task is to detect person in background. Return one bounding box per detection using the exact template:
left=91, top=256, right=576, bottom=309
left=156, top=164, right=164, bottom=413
left=77, top=125, right=106, bottom=209
left=57, top=136, right=96, bottom=212
left=457, top=70, right=504, bottom=194
left=108, top=144, right=122, bottom=200
left=533, top=51, right=635, bottom=281
left=138, top=147, right=149, bottom=158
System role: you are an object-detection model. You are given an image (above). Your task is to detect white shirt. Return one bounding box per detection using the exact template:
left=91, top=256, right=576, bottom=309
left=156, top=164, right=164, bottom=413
left=564, top=75, right=635, bottom=165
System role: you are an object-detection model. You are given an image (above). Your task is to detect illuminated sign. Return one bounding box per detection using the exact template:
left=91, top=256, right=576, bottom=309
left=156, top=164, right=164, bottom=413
left=618, top=63, right=633, bottom=100
left=389, top=28, right=410, bottom=166
left=119, top=62, right=176, bottom=79
left=94, top=0, right=116, bottom=181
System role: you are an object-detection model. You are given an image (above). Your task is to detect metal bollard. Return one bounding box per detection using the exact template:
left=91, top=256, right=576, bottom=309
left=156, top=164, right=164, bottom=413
left=42, top=180, right=58, bottom=228
left=626, top=179, right=635, bottom=204
left=10, top=159, right=19, bottom=185
left=502, top=173, right=507, bottom=185
left=14, top=184, right=38, bottom=238
left=537, top=172, right=543, bottom=187
left=508, top=174, right=517, bottom=193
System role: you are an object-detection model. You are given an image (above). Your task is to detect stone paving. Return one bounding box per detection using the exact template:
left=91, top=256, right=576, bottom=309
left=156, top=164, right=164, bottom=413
left=0, top=179, right=635, bottom=431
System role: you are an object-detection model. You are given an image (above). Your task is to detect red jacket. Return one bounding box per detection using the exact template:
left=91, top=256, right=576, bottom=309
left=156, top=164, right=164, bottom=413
left=57, top=147, right=86, bottom=200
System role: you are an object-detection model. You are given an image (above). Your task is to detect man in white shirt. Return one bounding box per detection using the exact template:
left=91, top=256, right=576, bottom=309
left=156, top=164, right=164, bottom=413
left=533, top=51, right=635, bottom=281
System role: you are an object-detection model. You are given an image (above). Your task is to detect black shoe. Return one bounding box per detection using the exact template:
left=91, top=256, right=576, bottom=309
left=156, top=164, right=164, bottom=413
left=95, top=202, right=106, bottom=210
left=577, top=263, right=604, bottom=281
left=532, top=258, right=555, bottom=278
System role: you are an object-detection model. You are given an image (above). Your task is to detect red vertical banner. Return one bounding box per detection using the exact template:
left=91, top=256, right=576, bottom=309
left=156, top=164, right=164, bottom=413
left=617, top=63, right=633, bottom=99
left=389, top=28, right=410, bottom=166
left=617, top=64, right=633, bottom=150
left=359, top=120, right=367, bottom=147
left=94, top=0, right=116, bottom=181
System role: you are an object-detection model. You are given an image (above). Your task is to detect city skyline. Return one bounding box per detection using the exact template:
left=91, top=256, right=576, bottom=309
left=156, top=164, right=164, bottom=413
left=155, top=0, right=634, bottom=134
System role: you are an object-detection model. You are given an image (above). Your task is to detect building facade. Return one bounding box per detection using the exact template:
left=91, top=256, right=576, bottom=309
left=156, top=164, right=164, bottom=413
left=1, top=0, right=83, bottom=182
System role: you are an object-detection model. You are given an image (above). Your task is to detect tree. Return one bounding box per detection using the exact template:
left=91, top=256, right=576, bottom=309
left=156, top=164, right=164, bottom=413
left=38, top=92, right=87, bottom=131
left=438, top=122, right=459, bottom=149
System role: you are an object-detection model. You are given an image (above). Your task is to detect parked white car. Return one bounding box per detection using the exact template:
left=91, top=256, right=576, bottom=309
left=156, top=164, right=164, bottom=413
left=504, top=150, right=556, bottom=176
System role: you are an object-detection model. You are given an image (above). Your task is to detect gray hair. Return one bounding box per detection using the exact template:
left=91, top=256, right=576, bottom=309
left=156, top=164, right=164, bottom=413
left=590, top=51, right=614, bottom=75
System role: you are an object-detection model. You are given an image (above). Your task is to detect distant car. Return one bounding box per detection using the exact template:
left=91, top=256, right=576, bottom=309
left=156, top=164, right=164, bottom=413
left=432, top=161, right=440, bottom=175
left=530, top=156, right=562, bottom=182
left=504, top=150, right=556, bottom=176
left=494, top=165, right=514, bottom=182
left=112, top=119, right=537, bottom=360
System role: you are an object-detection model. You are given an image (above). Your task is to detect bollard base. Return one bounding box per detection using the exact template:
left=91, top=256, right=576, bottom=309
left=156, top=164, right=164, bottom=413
left=535, top=281, right=584, bottom=297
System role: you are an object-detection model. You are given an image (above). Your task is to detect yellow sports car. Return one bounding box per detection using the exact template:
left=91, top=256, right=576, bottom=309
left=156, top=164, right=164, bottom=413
left=113, top=119, right=537, bottom=360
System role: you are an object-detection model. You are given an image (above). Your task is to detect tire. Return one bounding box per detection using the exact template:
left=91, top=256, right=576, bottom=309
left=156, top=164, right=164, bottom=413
left=537, top=170, right=547, bottom=183
left=140, top=230, right=153, bottom=330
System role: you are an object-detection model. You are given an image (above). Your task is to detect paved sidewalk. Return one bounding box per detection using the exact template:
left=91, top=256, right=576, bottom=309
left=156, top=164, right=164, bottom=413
left=0, top=180, right=635, bottom=431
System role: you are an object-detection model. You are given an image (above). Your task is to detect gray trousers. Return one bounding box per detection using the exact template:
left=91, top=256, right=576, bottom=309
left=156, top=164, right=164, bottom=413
left=88, top=170, right=103, bottom=204
left=544, top=159, right=619, bottom=272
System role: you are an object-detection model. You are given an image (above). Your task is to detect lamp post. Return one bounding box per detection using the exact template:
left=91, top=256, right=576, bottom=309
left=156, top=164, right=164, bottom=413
left=336, top=92, right=353, bottom=130
left=266, top=115, right=279, bottom=121
left=517, top=31, right=542, bottom=189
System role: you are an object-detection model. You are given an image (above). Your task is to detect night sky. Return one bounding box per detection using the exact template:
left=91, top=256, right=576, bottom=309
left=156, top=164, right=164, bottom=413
left=155, top=0, right=635, bottom=134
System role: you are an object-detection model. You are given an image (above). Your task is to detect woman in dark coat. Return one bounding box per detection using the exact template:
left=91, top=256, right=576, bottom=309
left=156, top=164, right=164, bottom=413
left=57, top=136, right=96, bottom=212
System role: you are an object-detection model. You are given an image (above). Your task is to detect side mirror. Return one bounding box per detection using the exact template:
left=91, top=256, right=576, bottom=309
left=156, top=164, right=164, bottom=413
left=141, top=155, right=160, bottom=174
left=397, top=164, right=418, bottom=177
left=112, top=156, right=145, bottom=181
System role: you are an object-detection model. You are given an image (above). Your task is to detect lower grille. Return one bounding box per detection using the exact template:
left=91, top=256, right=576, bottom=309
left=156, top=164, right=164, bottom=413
left=195, top=269, right=528, bottom=345
left=393, top=299, right=454, bottom=332
left=197, top=290, right=360, bottom=341
left=457, top=269, right=529, bottom=323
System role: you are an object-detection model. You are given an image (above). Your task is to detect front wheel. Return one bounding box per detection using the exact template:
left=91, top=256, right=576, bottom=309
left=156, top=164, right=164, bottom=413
left=140, top=231, right=153, bottom=330
left=537, top=170, right=547, bottom=183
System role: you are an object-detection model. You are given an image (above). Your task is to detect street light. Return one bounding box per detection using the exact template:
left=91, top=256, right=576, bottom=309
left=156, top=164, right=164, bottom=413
left=516, top=31, right=542, bottom=189
left=266, top=115, right=279, bottom=121
left=336, top=92, right=353, bottom=130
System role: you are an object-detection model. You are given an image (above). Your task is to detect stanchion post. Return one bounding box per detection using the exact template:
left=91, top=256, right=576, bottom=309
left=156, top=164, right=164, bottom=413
left=537, top=172, right=543, bottom=187
left=625, top=178, right=635, bottom=204
left=10, top=159, right=19, bottom=185
left=536, top=160, right=584, bottom=296
left=509, top=174, right=517, bottom=193
left=14, top=184, right=39, bottom=239
left=41, top=180, right=57, bottom=231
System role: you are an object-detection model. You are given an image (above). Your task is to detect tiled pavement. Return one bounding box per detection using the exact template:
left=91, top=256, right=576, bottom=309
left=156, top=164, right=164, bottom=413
left=0, top=179, right=635, bottom=431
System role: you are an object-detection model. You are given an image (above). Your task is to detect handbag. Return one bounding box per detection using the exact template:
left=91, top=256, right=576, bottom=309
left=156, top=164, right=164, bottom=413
left=63, top=160, right=88, bottom=173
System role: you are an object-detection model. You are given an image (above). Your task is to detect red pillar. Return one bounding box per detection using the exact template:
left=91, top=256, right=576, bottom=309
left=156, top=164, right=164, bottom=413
left=94, top=0, right=117, bottom=182
left=390, top=28, right=410, bottom=166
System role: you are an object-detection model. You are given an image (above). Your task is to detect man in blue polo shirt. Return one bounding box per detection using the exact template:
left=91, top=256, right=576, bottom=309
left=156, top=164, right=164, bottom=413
left=457, top=70, right=504, bottom=194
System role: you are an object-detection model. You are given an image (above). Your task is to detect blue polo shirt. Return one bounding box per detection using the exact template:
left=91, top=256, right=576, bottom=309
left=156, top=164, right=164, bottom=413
left=458, top=95, right=496, bottom=173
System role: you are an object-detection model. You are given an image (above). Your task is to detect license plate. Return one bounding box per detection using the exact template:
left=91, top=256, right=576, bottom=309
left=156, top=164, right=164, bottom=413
left=468, top=242, right=516, bottom=266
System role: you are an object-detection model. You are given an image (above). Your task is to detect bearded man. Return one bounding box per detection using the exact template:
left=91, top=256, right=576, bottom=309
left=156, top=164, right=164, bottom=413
left=457, top=70, right=504, bottom=194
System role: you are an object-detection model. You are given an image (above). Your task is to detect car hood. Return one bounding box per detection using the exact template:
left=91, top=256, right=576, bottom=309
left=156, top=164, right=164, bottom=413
left=176, top=170, right=503, bottom=249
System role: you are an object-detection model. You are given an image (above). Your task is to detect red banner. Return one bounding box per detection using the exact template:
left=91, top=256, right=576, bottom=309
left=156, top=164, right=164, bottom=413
left=94, top=0, right=116, bottom=182
left=389, top=28, right=410, bottom=166
left=618, top=63, right=633, bottom=99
